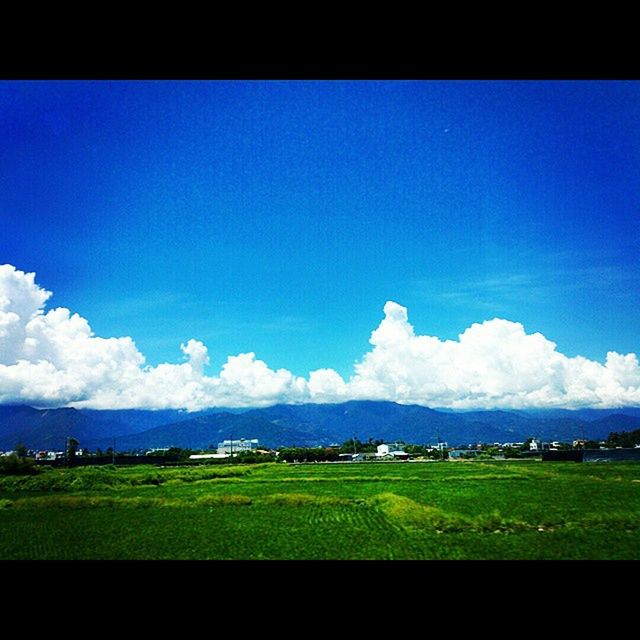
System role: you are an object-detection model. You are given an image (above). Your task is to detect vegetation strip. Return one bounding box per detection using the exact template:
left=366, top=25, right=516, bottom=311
left=367, top=492, right=640, bottom=534
left=0, top=464, right=256, bottom=492
left=3, top=490, right=639, bottom=534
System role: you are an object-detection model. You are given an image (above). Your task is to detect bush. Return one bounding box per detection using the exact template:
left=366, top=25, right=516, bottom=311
left=129, top=472, right=163, bottom=486
left=263, top=493, right=316, bottom=506
left=13, top=495, right=181, bottom=509
left=262, top=493, right=347, bottom=507
left=233, top=451, right=277, bottom=464
left=0, top=455, right=40, bottom=476
left=277, top=448, right=340, bottom=463
left=197, top=495, right=252, bottom=507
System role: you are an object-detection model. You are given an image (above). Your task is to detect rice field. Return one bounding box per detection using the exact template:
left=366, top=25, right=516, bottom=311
left=1, top=460, right=639, bottom=559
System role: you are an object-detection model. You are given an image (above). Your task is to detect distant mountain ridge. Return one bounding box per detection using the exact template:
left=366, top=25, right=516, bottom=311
left=1, top=401, right=640, bottom=451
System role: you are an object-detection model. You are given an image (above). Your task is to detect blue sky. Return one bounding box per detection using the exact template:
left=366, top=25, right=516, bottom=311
left=1, top=80, right=639, bottom=389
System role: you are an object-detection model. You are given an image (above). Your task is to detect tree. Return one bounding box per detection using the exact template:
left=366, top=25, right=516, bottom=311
left=502, top=446, right=523, bottom=459
left=404, top=444, right=429, bottom=456
left=0, top=454, right=39, bottom=476
left=607, top=429, right=640, bottom=448
left=521, top=438, right=533, bottom=451
left=234, top=450, right=276, bottom=464
left=165, top=447, right=192, bottom=461
left=339, top=438, right=363, bottom=454
left=15, top=443, right=28, bottom=458
left=277, top=447, right=339, bottom=463
left=66, top=437, right=79, bottom=465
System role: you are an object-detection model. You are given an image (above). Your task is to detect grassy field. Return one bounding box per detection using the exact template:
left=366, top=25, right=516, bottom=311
left=1, top=459, right=639, bottom=559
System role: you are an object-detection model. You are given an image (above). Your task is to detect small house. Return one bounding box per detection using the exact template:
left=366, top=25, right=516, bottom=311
left=376, top=443, right=409, bottom=460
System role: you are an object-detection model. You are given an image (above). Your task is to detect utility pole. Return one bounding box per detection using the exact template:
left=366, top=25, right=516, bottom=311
left=112, top=437, right=116, bottom=465
left=230, top=434, right=233, bottom=463
left=353, top=433, right=357, bottom=455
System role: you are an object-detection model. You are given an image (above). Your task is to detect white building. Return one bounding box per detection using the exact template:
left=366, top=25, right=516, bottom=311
left=189, top=453, right=230, bottom=460
left=35, top=451, right=57, bottom=461
left=376, top=443, right=408, bottom=459
left=338, top=452, right=366, bottom=462
left=376, top=444, right=391, bottom=457
left=217, top=438, right=259, bottom=455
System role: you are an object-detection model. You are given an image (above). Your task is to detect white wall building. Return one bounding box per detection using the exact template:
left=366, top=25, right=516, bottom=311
left=376, top=443, right=408, bottom=458
left=217, top=438, right=259, bottom=455
left=189, top=453, right=230, bottom=460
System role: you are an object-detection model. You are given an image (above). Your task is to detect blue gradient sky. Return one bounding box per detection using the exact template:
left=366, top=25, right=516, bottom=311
left=1, top=80, right=639, bottom=378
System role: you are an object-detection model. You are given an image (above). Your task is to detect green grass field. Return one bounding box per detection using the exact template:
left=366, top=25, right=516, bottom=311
left=1, top=460, right=639, bottom=559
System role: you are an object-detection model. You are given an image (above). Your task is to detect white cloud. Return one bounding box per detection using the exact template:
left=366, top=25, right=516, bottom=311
left=1, top=263, right=640, bottom=410
left=0, top=264, right=52, bottom=363
left=181, top=339, right=210, bottom=376
left=308, top=368, right=349, bottom=402
left=346, top=302, right=640, bottom=409
left=215, top=352, right=308, bottom=407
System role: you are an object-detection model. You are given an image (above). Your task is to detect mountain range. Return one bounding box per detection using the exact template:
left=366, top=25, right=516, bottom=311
left=2, top=401, right=640, bottom=451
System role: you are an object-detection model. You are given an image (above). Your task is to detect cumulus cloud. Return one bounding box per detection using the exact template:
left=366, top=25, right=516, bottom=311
left=0, top=265, right=309, bottom=410
left=343, top=302, right=640, bottom=409
left=1, top=263, right=640, bottom=410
